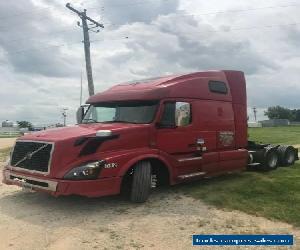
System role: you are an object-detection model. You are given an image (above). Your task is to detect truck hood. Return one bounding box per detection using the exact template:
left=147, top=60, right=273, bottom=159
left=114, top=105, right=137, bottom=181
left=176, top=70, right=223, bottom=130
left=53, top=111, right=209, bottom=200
left=15, top=123, right=152, bottom=179
left=20, top=123, right=149, bottom=142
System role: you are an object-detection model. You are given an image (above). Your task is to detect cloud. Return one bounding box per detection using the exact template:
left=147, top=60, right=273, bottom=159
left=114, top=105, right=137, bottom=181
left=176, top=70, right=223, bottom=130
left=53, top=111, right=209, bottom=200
left=0, top=0, right=82, bottom=78
left=90, top=13, right=276, bottom=88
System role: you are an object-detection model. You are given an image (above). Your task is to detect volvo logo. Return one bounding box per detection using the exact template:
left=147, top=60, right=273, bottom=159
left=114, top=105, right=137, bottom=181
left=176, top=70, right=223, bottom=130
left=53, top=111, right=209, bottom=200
left=25, top=153, right=33, bottom=160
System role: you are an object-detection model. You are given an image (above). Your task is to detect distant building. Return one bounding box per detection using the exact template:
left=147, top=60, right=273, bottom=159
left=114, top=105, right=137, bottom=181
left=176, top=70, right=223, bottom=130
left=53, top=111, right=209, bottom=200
left=0, top=120, right=20, bottom=136
left=248, top=122, right=262, bottom=128
left=30, top=123, right=64, bottom=131
left=2, top=120, right=14, bottom=127
left=259, top=119, right=290, bottom=127
left=290, top=122, right=300, bottom=126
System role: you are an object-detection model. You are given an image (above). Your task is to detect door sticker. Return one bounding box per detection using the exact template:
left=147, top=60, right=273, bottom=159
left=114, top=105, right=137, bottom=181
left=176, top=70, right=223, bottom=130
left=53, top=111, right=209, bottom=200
left=219, top=131, right=234, bottom=146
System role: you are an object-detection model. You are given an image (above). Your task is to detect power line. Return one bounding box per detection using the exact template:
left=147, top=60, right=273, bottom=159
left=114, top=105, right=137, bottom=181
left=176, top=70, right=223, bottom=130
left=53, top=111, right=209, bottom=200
left=0, top=13, right=61, bottom=31
left=1, top=31, right=297, bottom=71
left=165, top=3, right=300, bottom=17
left=0, top=29, right=78, bottom=45
left=88, top=0, right=173, bottom=9
left=0, top=0, right=298, bottom=40
left=0, top=0, right=299, bottom=24
left=105, top=21, right=300, bottom=36
left=0, top=0, right=169, bottom=21
left=0, top=19, right=117, bottom=45
left=3, top=36, right=127, bottom=56
left=0, top=6, right=52, bottom=21
left=2, top=20, right=300, bottom=57
left=5, top=40, right=82, bottom=55
left=0, top=42, right=293, bottom=73
left=102, top=3, right=300, bottom=29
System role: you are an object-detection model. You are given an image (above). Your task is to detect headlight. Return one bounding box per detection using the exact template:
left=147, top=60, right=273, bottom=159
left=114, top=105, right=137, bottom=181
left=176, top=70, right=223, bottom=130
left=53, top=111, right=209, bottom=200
left=63, top=160, right=105, bottom=180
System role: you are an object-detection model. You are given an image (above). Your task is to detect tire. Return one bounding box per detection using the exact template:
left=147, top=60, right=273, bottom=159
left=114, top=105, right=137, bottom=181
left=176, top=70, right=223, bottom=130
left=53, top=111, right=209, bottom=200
left=262, top=148, right=279, bottom=171
left=277, top=145, right=296, bottom=166
left=130, top=161, right=152, bottom=203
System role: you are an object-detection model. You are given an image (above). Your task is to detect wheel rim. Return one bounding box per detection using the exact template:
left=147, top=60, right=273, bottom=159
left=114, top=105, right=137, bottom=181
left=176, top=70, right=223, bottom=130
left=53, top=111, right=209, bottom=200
left=268, top=153, right=278, bottom=168
left=286, top=151, right=295, bottom=164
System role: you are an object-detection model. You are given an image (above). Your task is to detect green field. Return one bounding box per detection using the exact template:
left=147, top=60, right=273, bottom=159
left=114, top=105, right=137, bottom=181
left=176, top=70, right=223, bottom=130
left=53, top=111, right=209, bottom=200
left=0, top=136, right=19, bottom=138
left=248, top=126, right=300, bottom=146
left=0, top=133, right=20, bottom=138
left=182, top=126, right=300, bottom=227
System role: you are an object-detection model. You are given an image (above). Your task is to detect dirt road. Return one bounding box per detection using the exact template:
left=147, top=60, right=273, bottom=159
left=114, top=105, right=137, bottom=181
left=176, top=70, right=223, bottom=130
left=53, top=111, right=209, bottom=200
left=0, top=166, right=299, bottom=250
left=0, top=138, right=16, bottom=149
left=0, top=138, right=299, bottom=249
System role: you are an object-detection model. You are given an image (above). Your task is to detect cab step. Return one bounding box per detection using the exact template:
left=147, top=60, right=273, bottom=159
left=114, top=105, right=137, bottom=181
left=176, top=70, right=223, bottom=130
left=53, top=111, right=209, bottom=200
left=247, top=163, right=261, bottom=167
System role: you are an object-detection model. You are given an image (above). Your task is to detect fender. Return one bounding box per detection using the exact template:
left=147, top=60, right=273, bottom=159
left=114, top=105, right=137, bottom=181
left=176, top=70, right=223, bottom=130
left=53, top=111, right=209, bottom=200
left=99, top=148, right=175, bottom=185
left=118, top=153, right=174, bottom=184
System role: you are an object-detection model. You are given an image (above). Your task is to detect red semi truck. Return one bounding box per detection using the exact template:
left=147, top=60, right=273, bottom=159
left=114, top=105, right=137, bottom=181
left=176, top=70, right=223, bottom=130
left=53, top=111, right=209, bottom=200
left=2, top=70, right=298, bottom=202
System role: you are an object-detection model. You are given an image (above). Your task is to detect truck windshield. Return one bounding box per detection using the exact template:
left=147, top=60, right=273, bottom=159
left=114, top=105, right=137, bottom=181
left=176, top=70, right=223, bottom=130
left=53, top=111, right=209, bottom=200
left=82, top=100, right=159, bottom=124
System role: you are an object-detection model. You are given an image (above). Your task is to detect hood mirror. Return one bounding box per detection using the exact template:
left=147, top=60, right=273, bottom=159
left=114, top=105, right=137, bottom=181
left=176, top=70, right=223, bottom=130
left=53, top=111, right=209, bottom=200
left=96, top=130, right=113, bottom=137
left=76, top=107, right=84, bottom=124
left=76, top=104, right=90, bottom=124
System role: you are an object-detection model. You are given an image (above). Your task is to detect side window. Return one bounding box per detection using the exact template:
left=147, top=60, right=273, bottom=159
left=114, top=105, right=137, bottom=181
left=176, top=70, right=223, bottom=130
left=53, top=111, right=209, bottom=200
left=160, top=102, right=191, bottom=127
left=209, top=81, right=228, bottom=94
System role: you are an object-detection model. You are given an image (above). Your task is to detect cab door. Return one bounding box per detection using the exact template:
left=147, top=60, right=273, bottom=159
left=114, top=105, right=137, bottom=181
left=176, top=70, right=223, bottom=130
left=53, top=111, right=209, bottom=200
left=155, top=101, right=203, bottom=177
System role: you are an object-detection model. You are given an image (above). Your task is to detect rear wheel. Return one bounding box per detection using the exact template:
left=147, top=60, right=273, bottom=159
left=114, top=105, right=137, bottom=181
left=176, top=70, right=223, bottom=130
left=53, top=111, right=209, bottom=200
left=262, top=148, right=279, bottom=171
left=277, top=145, right=296, bottom=166
left=130, top=161, right=152, bottom=203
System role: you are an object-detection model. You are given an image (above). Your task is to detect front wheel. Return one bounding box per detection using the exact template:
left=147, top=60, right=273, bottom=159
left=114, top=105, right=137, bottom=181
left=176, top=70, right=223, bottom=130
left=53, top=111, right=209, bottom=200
left=130, top=161, right=152, bottom=203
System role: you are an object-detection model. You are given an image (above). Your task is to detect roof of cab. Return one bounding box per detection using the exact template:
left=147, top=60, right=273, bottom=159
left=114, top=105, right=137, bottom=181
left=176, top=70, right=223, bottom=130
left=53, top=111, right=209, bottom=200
left=87, top=70, right=244, bottom=104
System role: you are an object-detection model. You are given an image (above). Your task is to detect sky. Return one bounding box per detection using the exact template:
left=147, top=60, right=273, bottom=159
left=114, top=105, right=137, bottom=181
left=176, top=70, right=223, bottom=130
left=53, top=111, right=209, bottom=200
left=0, top=0, right=299, bottom=125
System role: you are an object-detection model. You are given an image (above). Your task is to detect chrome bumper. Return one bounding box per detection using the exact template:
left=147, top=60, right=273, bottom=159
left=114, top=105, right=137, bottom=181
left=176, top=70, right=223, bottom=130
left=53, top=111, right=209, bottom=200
left=3, top=170, right=57, bottom=192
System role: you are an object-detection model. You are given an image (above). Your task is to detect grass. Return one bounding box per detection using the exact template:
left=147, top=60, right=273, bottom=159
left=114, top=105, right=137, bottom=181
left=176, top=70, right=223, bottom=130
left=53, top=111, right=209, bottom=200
left=0, top=135, right=19, bottom=138
left=0, top=133, right=20, bottom=138
left=248, top=126, right=300, bottom=145
left=181, top=126, right=300, bottom=227
left=181, top=164, right=300, bottom=227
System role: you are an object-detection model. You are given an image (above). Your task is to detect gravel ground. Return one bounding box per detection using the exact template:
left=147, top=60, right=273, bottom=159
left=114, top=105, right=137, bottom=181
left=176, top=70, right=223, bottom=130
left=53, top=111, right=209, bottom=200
left=0, top=138, right=299, bottom=249
left=0, top=138, right=16, bottom=150
left=1, top=165, right=300, bottom=250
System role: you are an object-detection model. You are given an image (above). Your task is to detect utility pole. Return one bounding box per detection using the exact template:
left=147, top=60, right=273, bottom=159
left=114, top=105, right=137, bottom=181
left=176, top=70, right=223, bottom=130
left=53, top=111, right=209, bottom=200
left=66, top=3, right=104, bottom=96
left=253, top=107, right=257, bottom=122
left=62, top=108, right=68, bottom=126
left=80, top=70, right=83, bottom=106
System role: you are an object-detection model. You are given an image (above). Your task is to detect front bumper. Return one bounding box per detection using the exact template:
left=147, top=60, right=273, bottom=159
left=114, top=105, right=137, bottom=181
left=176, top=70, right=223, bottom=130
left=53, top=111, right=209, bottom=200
left=2, top=168, right=122, bottom=198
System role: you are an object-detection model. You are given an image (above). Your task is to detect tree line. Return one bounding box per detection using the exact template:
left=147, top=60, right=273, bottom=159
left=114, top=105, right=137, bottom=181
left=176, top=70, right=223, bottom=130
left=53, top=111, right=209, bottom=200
left=264, top=106, right=300, bottom=121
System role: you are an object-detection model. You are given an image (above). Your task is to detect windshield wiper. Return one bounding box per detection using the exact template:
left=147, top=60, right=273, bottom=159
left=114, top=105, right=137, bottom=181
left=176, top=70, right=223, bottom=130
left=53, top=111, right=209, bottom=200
left=82, top=118, right=98, bottom=123
left=102, top=120, right=139, bottom=124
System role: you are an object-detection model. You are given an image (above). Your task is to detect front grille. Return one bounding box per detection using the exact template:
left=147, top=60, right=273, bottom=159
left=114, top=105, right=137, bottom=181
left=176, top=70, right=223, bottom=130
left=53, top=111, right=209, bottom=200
left=10, top=141, right=53, bottom=173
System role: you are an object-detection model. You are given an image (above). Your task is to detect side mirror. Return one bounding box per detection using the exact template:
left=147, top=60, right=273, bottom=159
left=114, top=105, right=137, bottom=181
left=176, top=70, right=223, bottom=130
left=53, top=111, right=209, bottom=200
left=76, top=106, right=85, bottom=124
